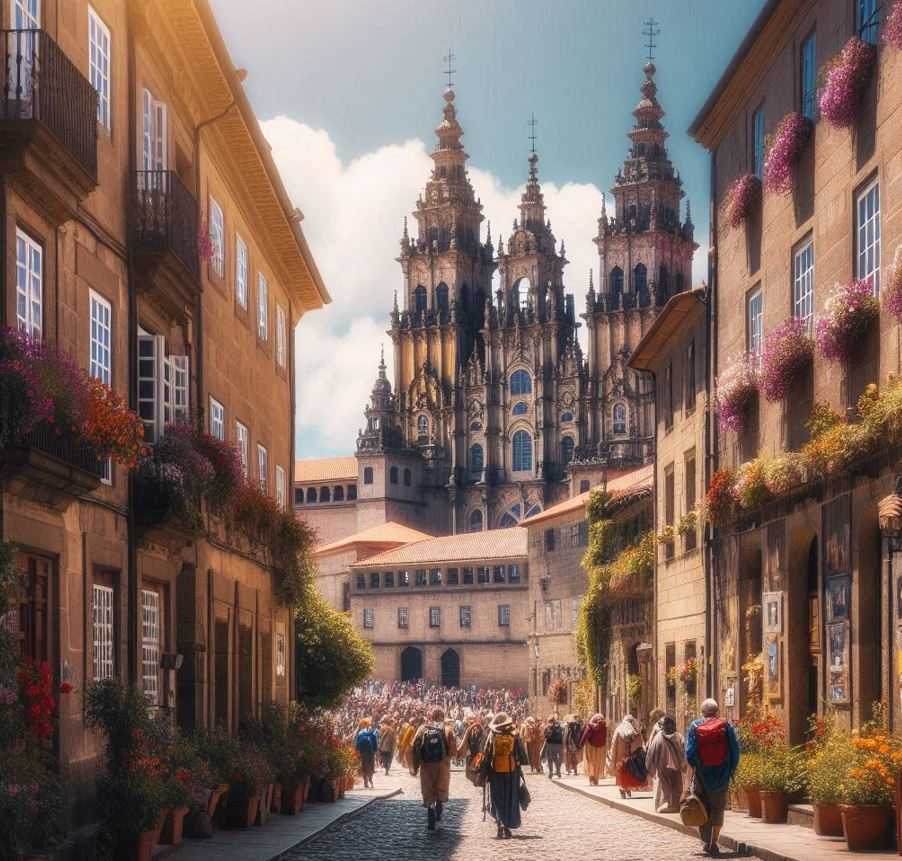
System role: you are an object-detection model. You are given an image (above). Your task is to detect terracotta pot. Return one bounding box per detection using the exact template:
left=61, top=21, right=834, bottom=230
left=159, top=805, right=189, bottom=845
left=317, top=778, right=337, bottom=803
left=745, top=786, right=762, bottom=818
left=135, top=829, right=158, bottom=861
left=728, top=786, right=747, bottom=812
left=207, top=785, right=227, bottom=820
left=255, top=784, right=273, bottom=826
left=226, top=792, right=260, bottom=828
left=841, top=804, right=893, bottom=851
left=813, top=801, right=844, bottom=837
left=282, top=781, right=306, bottom=815
left=760, top=790, right=788, bottom=824
left=271, top=782, right=283, bottom=814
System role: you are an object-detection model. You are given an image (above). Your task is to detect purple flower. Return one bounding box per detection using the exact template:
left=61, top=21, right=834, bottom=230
left=819, top=37, right=876, bottom=129
left=726, top=174, right=761, bottom=229
left=764, top=113, right=812, bottom=195
left=815, top=279, right=879, bottom=363
left=885, top=0, right=902, bottom=50
left=760, top=318, right=813, bottom=402
left=715, top=354, right=760, bottom=434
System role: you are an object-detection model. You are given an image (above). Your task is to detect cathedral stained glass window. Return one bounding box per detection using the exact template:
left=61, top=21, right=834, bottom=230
left=512, top=430, right=532, bottom=472
left=510, top=370, right=531, bottom=396
left=512, top=401, right=528, bottom=416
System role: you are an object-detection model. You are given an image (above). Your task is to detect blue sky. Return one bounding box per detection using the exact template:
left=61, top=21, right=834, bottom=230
left=209, top=0, right=766, bottom=459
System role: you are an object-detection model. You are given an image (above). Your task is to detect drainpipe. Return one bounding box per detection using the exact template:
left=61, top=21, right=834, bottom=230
left=289, top=303, right=298, bottom=703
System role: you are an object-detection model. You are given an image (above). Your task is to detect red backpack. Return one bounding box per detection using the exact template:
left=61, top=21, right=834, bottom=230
left=695, top=718, right=728, bottom=767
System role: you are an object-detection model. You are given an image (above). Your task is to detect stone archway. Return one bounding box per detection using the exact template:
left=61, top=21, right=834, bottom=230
left=441, top=649, right=460, bottom=688
left=401, top=646, right=423, bottom=682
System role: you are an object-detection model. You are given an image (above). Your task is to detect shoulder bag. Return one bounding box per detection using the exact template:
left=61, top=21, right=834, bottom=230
left=680, top=770, right=709, bottom=828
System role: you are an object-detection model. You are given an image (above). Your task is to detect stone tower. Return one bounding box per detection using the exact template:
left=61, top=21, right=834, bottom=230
left=578, top=60, right=697, bottom=479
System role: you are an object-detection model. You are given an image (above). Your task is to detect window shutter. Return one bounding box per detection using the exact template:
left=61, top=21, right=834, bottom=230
left=137, top=333, right=158, bottom=443
left=154, top=100, right=167, bottom=170
left=171, top=355, right=189, bottom=422
left=142, top=89, right=153, bottom=171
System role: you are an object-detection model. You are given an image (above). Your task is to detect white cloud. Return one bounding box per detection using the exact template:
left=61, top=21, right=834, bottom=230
left=262, top=116, right=607, bottom=459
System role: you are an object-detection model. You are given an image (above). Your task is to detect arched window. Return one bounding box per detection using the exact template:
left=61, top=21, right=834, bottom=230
left=561, top=411, right=574, bottom=423
left=347, top=484, right=357, bottom=500
left=513, top=277, right=530, bottom=311
left=512, top=430, right=532, bottom=472
left=524, top=503, right=542, bottom=518
left=613, top=402, right=627, bottom=435
left=334, top=485, right=344, bottom=501
left=417, top=415, right=429, bottom=442
left=363, top=467, right=374, bottom=485
left=633, top=263, right=647, bottom=299
left=469, top=444, right=483, bottom=477
left=609, top=267, right=623, bottom=309
left=436, top=282, right=449, bottom=318
left=414, top=285, right=427, bottom=315
left=403, top=468, right=412, bottom=486
left=319, top=486, right=331, bottom=503
left=510, top=369, right=532, bottom=396
left=676, top=272, right=685, bottom=294
left=306, top=487, right=316, bottom=503
left=469, top=509, right=483, bottom=532
left=469, top=421, right=482, bottom=432
left=512, top=401, right=528, bottom=416
left=389, top=466, right=398, bottom=484
left=561, top=436, right=575, bottom=466
left=295, top=488, right=304, bottom=506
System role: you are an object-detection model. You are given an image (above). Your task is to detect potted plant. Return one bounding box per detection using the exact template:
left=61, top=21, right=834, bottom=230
left=726, top=173, right=761, bottom=228
left=758, top=746, right=806, bottom=823
left=679, top=658, right=698, bottom=696
left=733, top=459, right=771, bottom=512
left=806, top=719, right=852, bottom=837
left=715, top=354, right=759, bottom=436
left=704, top=469, right=736, bottom=528
left=819, top=37, right=877, bottom=129
left=187, top=727, right=237, bottom=837
left=815, top=279, right=880, bottom=364
left=763, top=112, right=812, bottom=195
left=759, top=318, right=813, bottom=403
left=226, top=744, right=272, bottom=828
left=733, top=752, right=764, bottom=817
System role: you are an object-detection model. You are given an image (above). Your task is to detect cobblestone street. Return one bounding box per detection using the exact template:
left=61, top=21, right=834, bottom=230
left=285, top=770, right=754, bottom=861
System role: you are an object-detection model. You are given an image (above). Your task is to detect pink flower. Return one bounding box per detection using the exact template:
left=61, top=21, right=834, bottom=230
left=764, top=113, right=812, bottom=195
left=715, top=354, right=760, bottom=434
left=883, top=248, right=902, bottom=323
left=819, top=37, right=876, bottom=129
left=815, top=279, right=879, bottom=363
left=726, top=174, right=761, bottom=229
left=759, top=318, right=813, bottom=402
left=885, top=0, right=902, bottom=50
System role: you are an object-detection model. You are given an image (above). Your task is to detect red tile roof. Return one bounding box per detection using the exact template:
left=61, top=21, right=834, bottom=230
left=350, top=527, right=527, bottom=568
left=314, top=521, right=432, bottom=557
left=294, top=456, right=358, bottom=483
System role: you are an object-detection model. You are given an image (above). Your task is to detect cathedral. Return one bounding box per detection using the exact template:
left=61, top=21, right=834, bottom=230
left=296, top=59, right=696, bottom=541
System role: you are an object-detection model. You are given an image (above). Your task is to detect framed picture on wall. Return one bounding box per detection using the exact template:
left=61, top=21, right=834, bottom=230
left=765, top=635, right=780, bottom=699
left=825, top=574, right=851, bottom=623
left=827, top=621, right=850, bottom=705
left=763, top=591, right=782, bottom=634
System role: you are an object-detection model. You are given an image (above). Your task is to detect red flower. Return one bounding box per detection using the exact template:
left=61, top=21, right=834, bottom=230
left=58, top=682, right=74, bottom=694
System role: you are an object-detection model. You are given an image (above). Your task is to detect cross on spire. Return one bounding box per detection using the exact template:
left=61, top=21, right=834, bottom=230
left=642, top=17, right=660, bottom=63
left=528, top=113, right=538, bottom=153
left=443, top=50, right=456, bottom=88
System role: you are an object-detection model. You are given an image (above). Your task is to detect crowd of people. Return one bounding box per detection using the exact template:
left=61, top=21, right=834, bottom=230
left=339, top=684, right=738, bottom=857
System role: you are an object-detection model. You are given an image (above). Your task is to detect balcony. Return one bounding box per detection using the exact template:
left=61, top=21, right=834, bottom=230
left=1, top=426, right=102, bottom=511
left=0, top=29, right=98, bottom=224
left=131, top=170, right=200, bottom=320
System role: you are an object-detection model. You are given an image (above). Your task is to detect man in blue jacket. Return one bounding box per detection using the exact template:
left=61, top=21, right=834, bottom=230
left=686, top=698, right=740, bottom=857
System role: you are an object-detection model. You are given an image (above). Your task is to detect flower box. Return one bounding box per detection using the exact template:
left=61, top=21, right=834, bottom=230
left=764, top=113, right=812, bottom=195
left=715, top=354, right=759, bottom=435
left=726, top=174, right=761, bottom=228
left=815, top=279, right=879, bottom=364
left=760, top=318, right=813, bottom=402
left=159, top=805, right=189, bottom=846
left=819, top=37, right=877, bottom=129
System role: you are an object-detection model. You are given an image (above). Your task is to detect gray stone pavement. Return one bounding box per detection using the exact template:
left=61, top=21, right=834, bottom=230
left=282, top=769, right=759, bottom=861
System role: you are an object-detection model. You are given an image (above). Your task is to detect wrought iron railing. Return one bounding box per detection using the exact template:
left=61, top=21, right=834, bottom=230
left=20, top=425, right=103, bottom=478
left=1, top=29, right=98, bottom=180
left=131, top=170, right=200, bottom=279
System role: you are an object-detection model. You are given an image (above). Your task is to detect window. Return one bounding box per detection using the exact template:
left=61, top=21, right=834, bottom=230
left=294, top=488, right=304, bottom=506
left=417, top=415, right=429, bottom=441
left=141, top=588, right=162, bottom=705
left=801, top=31, right=817, bottom=120
left=415, top=570, right=427, bottom=587
left=512, top=401, right=528, bottom=416
left=399, top=570, right=410, bottom=587
left=429, top=607, right=441, bottom=628
left=363, top=608, right=374, bottom=629
left=13, top=0, right=40, bottom=30
left=510, top=369, right=532, bottom=395
left=319, top=486, right=330, bottom=503
left=356, top=574, right=366, bottom=590
left=498, top=604, right=511, bottom=627
left=209, top=197, right=225, bottom=278
left=459, top=606, right=471, bottom=628
left=685, top=450, right=697, bottom=551
left=747, top=287, right=763, bottom=357
left=793, top=238, right=814, bottom=326
left=276, top=305, right=287, bottom=368
left=609, top=267, right=624, bottom=307
left=544, top=599, right=562, bottom=631
left=560, top=436, right=574, bottom=466
left=403, top=468, right=412, bottom=486
left=136, top=330, right=189, bottom=443
left=447, top=568, right=459, bottom=586
left=257, top=444, right=268, bottom=492
left=89, top=290, right=112, bottom=385
left=390, top=466, right=399, bottom=484
left=436, top=282, right=449, bottom=316
left=363, top=467, right=373, bottom=484
left=508, top=564, right=521, bottom=583
left=664, top=362, right=674, bottom=430
left=544, top=528, right=556, bottom=552
left=462, top=567, right=474, bottom=585
left=235, top=233, right=248, bottom=308
left=664, top=463, right=675, bottom=561
left=88, top=7, right=111, bottom=129
left=276, top=465, right=286, bottom=510
left=429, top=569, right=442, bottom=586
left=92, top=583, right=115, bottom=681
left=397, top=607, right=408, bottom=629
left=561, top=411, right=574, bottom=423
left=633, top=262, right=647, bottom=298
left=752, top=104, right=765, bottom=179
left=469, top=443, right=483, bottom=478
left=384, top=571, right=395, bottom=588
left=686, top=339, right=697, bottom=409
left=414, top=285, right=427, bottom=314
left=235, top=422, right=249, bottom=478
left=15, top=228, right=42, bottom=338
left=858, top=0, right=879, bottom=43
left=477, top=566, right=489, bottom=585
left=512, top=430, right=532, bottom=472
left=257, top=274, right=269, bottom=340
left=209, top=398, right=225, bottom=441
left=580, top=479, right=590, bottom=493
left=612, top=402, right=627, bottom=435
left=348, top=484, right=357, bottom=500
left=141, top=89, right=167, bottom=171
left=275, top=631, right=286, bottom=678
left=370, top=572, right=380, bottom=589
left=493, top=566, right=506, bottom=584
left=856, top=179, right=880, bottom=294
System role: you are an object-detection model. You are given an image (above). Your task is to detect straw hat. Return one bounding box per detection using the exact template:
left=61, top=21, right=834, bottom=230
left=491, top=712, right=514, bottom=730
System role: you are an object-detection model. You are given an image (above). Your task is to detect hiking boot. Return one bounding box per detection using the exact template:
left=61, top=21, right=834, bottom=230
left=496, top=825, right=504, bottom=839
left=427, top=806, right=436, bottom=831
left=435, top=801, right=443, bottom=821
left=503, top=827, right=512, bottom=839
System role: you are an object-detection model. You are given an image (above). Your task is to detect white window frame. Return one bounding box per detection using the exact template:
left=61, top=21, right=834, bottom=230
left=15, top=228, right=42, bottom=338
left=235, top=233, right=248, bottom=308
left=363, top=608, right=374, bottom=629
left=209, top=196, right=225, bottom=279
left=140, top=588, right=161, bottom=706
left=856, top=179, right=881, bottom=295
left=747, top=287, right=763, bottom=358
left=89, top=290, right=112, bottom=385
left=276, top=305, right=287, bottom=368
left=276, top=465, right=286, bottom=510
left=275, top=631, right=286, bottom=678
left=209, top=397, right=225, bottom=441
left=429, top=606, right=441, bottom=628
left=793, top=238, right=814, bottom=327
left=136, top=330, right=189, bottom=444
left=257, top=443, right=268, bottom=492
left=92, top=583, right=114, bottom=681
left=498, top=604, right=511, bottom=627
left=257, top=273, right=269, bottom=340
left=141, top=88, right=166, bottom=172
left=88, top=7, right=111, bottom=129
left=235, top=421, right=249, bottom=478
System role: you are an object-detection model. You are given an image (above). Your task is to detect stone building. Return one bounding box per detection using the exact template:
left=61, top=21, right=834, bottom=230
left=522, top=466, right=652, bottom=719
left=348, top=528, right=530, bottom=690
left=293, top=456, right=359, bottom=547
left=0, top=0, right=327, bottom=823
left=296, top=58, right=696, bottom=547
left=690, top=0, right=902, bottom=739
left=629, top=289, right=708, bottom=732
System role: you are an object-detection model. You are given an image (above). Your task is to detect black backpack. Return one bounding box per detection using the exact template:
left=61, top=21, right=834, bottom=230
left=420, top=725, right=448, bottom=763
left=547, top=723, right=563, bottom=744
